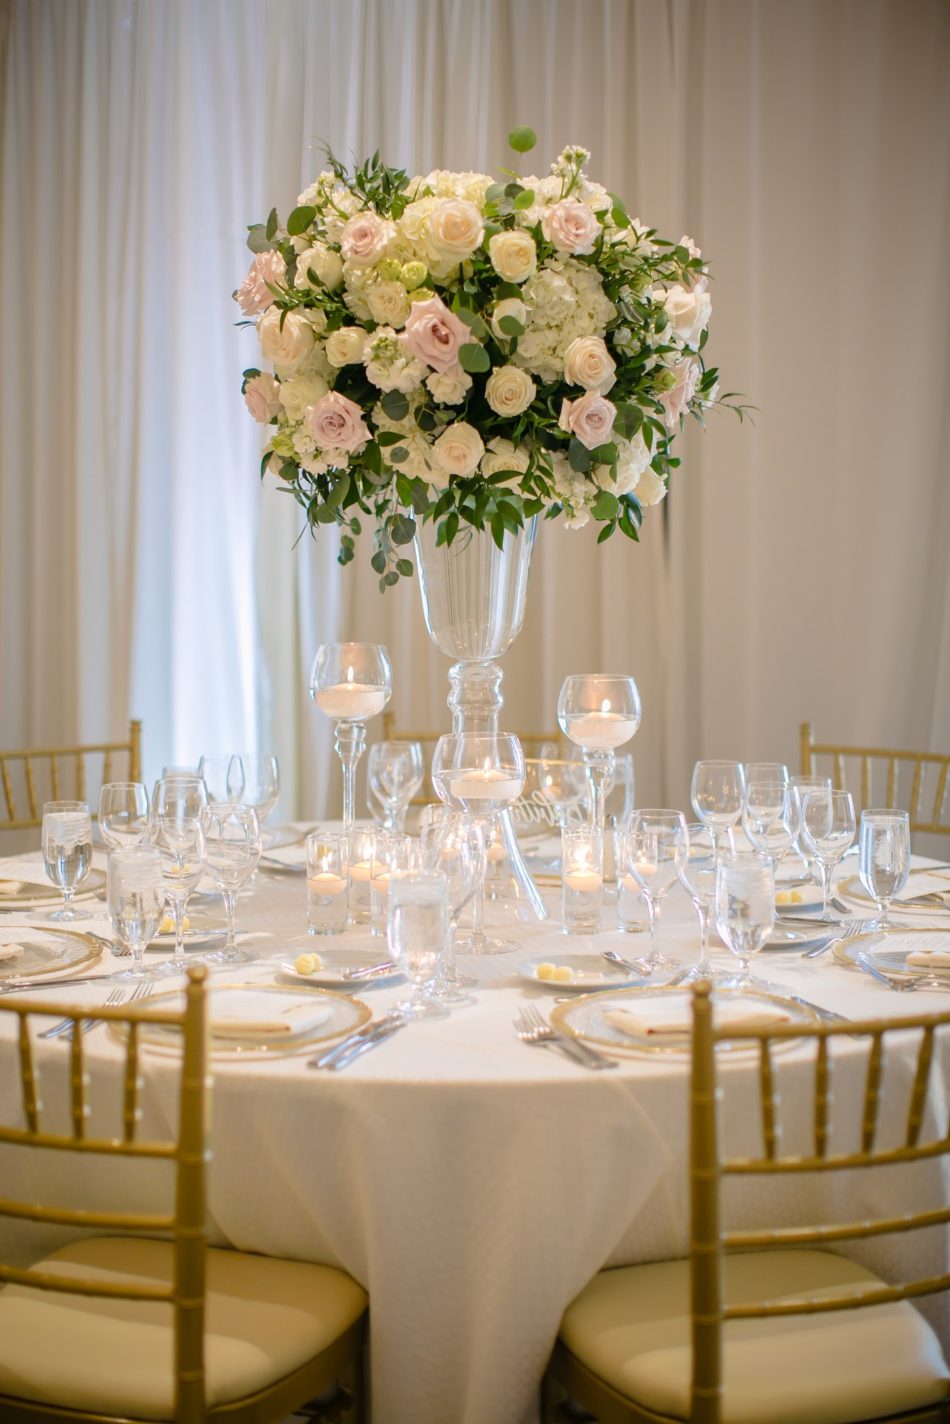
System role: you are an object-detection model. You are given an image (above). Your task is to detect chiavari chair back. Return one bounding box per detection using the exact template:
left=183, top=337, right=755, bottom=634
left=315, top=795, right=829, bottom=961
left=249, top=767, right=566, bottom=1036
left=800, top=721, right=950, bottom=838
left=0, top=719, right=143, bottom=832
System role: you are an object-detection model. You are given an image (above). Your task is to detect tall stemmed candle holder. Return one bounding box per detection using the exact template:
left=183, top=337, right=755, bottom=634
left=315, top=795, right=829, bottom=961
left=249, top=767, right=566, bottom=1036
left=309, top=643, right=392, bottom=838
left=557, top=675, right=641, bottom=831
left=431, top=733, right=525, bottom=954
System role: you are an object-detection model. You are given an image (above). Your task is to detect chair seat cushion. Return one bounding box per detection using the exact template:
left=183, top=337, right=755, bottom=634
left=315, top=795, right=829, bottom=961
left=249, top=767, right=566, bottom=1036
left=560, top=1248, right=949, bottom=1424
left=0, top=1236, right=367, bottom=1420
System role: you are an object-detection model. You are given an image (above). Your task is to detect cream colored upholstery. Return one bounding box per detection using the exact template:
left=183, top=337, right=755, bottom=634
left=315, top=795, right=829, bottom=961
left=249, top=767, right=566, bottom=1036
left=560, top=1249, right=950, bottom=1424
left=0, top=1237, right=368, bottom=1420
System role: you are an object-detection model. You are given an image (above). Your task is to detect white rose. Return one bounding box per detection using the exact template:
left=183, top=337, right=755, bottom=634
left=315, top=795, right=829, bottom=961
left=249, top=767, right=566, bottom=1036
left=491, top=298, right=528, bottom=341
left=295, top=245, right=344, bottom=291
left=433, top=421, right=485, bottom=478
left=634, top=468, right=668, bottom=506
left=488, top=231, right=537, bottom=284
left=480, top=437, right=530, bottom=479
left=257, top=307, right=315, bottom=374
left=427, top=199, right=484, bottom=270
left=541, top=199, right=601, bottom=255
left=485, top=365, right=536, bottom=418
left=563, top=335, right=616, bottom=393
left=425, top=366, right=472, bottom=405
left=301, top=307, right=327, bottom=336
left=325, top=327, right=369, bottom=368
left=662, top=285, right=712, bottom=348
left=340, top=211, right=396, bottom=267
left=278, top=371, right=330, bottom=422
left=367, top=280, right=412, bottom=329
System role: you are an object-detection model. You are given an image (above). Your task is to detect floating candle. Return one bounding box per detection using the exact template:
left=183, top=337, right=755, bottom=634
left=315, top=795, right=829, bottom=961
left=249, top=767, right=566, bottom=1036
left=314, top=683, right=388, bottom=720
left=564, top=870, right=603, bottom=894
left=307, top=872, right=347, bottom=897
left=565, top=711, right=638, bottom=750
left=449, top=768, right=523, bottom=802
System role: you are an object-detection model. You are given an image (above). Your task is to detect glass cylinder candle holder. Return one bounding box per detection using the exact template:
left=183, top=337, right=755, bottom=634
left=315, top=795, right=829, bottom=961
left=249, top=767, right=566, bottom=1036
left=370, top=832, right=415, bottom=936
left=306, top=831, right=348, bottom=936
left=347, top=824, right=380, bottom=924
left=615, top=828, right=647, bottom=933
left=561, top=827, right=604, bottom=935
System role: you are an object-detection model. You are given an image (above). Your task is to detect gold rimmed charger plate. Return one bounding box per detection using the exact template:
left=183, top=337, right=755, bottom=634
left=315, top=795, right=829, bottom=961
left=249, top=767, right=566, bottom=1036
left=837, top=873, right=950, bottom=919
left=0, top=869, right=105, bottom=908
left=0, top=927, right=102, bottom=981
left=833, top=927, right=950, bottom=980
left=112, top=981, right=372, bottom=1059
left=550, top=984, right=817, bottom=1057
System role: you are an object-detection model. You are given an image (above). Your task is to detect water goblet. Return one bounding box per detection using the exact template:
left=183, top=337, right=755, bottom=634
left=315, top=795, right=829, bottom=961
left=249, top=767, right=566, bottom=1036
left=107, top=847, right=164, bottom=980
left=715, top=854, right=775, bottom=990
left=690, top=760, right=745, bottom=861
left=42, top=800, right=93, bottom=921
left=387, top=870, right=450, bottom=1020
left=789, top=774, right=833, bottom=874
left=621, top=810, right=688, bottom=973
left=431, top=733, right=525, bottom=954
left=309, top=643, right=392, bottom=837
left=150, top=776, right=207, bottom=974
left=615, top=826, right=648, bottom=934
left=557, top=674, right=641, bottom=830
left=197, top=803, right=262, bottom=963
left=231, top=754, right=280, bottom=839
left=742, top=782, right=801, bottom=876
left=97, top=782, right=150, bottom=851
left=197, top=754, right=243, bottom=807
left=306, top=831, right=348, bottom=935
left=800, top=789, right=856, bottom=921
left=744, top=762, right=789, bottom=787
left=422, top=812, right=479, bottom=1001
left=676, top=825, right=723, bottom=983
left=368, top=741, right=424, bottom=832
left=858, top=809, right=910, bottom=930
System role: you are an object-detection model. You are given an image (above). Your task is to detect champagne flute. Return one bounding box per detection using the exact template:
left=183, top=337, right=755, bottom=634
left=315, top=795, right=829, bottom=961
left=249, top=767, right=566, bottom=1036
left=557, top=675, right=641, bottom=830
left=107, top=847, right=164, bottom=980
left=368, top=741, right=424, bottom=832
left=858, top=809, right=910, bottom=930
left=620, top=809, right=688, bottom=973
left=150, top=776, right=207, bottom=974
left=715, top=854, right=775, bottom=990
left=42, top=801, right=93, bottom=921
left=800, top=789, right=856, bottom=921
left=690, top=760, right=745, bottom=861
left=309, top=643, right=392, bottom=838
left=97, top=782, right=150, bottom=850
left=197, top=804, right=262, bottom=964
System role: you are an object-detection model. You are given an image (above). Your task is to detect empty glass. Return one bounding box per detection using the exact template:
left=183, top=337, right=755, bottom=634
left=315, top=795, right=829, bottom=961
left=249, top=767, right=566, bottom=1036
left=197, top=804, right=262, bottom=963
left=789, top=774, right=833, bottom=873
left=620, top=810, right=688, bottom=973
left=800, top=789, right=856, bottom=921
left=422, top=812, right=479, bottom=1001
left=387, top=870, right=450, bottom=1019
left=744, top=762, right=789, bottom=787
left=677, top=824, right=720, bottom=983
left=310, top=643, right=392, bottom=835
left=368, top=741, right=424, bottom=831
left=98, top=782, right=150, bottom=851
left=858, top=809, right=910, bottom=930
left=615, top=825, right=648, bottom=934
left=42, top=800, right=93, bottom=921
left=557, top=674, right=641, bottom=829
left=107, top=847, right=164, bottom=979
left=690, top=760, right=745, bottom=860
left=742, top=782, right=802, bottom=875
left=716, top=854, right=775, bottom=989
left=231, top=754, right=280, bottom=838
left=151, top=776, right=208, bottom=974
left=197, top=754, right=243, bottom=807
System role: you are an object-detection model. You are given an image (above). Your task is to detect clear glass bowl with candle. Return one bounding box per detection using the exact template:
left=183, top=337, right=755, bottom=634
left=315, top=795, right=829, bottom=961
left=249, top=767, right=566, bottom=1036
left=557, top=675, right=641, bottom=830
left=309, top=643, right=392, bottom=840
left=431, top=733, right=526, bottom=954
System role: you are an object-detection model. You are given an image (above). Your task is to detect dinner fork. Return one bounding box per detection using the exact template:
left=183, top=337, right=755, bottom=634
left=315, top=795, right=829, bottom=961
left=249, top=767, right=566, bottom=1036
left=41, top=979, right=153, bottom=1040
left=855, top=953, right=950, bottom=993
left=514, top=1005, right=617, bottom=1070
left=801, top=919, right=865, bottom=958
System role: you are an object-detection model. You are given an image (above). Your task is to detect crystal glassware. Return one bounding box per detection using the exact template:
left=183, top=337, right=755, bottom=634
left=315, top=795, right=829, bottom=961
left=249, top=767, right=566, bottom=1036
left=370, top=832, right=415, bottom=936
left=789, top=773, right=833, bottom=873
left=431, top=733, right=525, bottom=954
left=421, top=811, right=479, bottom=1001
left=97, top=782, right=150, bottom=851
left=150, top=776, right=208, bottom=974
left=742, top=782, right=802, bottom=875
left=561, top=827, right=604, bottom=935
left=676, top=824, right=722, bottom=983
left=368, top=741, right=424, bottom=832
left=858, top=809, right=910, bottom=930
left=309, top=643, right=392, bottom=838
left=347, top=823, right=379, bottom=925
left=41, top=800, right=93, bottom=921
left=306, top=830, right=348, bottom=935
left=800, top=788, right=856, bottom=921
left=231, top=754, right=280, bottom=839
left=715, top=854, right=775, bottom=989
left=690, top=760, right=745, bottom=860
left=615, top=826, right=648, bottom=934
left=197, top=803, right=262, bottom=963
left=387, top=870, right=450, bottom=1020
left=743, top=762, right=789, bottom=787
left=197, top=754, right=243, bottom=807
left=621, top=810, right=688, bottom=973
left=557, top=675, right=641, bottom=830
left=107, top=847, right=164, bottom=979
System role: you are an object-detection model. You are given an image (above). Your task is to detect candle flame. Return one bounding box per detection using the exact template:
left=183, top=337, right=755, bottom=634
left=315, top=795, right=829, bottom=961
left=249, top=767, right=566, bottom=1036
left=600, top=698, right=611, bottom=714
left=346, top=666, right=354, bottom=684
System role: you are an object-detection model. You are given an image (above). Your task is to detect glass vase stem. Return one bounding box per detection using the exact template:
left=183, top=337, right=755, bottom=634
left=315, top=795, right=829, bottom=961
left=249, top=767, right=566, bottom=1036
left=334, top=721, right=367, bottom=836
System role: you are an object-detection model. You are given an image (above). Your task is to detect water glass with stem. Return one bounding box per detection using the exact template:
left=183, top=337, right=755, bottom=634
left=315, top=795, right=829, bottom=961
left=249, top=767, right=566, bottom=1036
left=557, top=674, right=641, bottom=830
left=309, top=643, right=392, bottom=838
left=387, top=870, right=450, bottom=1020
left=744, top=762, right=789, bottom=788
left=742, top=781, right=802, bottom=877
left=98, top=782, right=150, bottom=851
left=368, top=741, right=424, bottom=831
left=690, top=761, right=745, bottom=861
left=422, top=812, right=479, bottom=1002
left=197, top=804, right=262, bottom=964
left=789, top=774, right=833, bottom=873
left=715, top=854, right=775, bottom=990
left=231, top=754, right=280, bottom=840
left=620, top=809, right=688, bottom=973
left=197, top=754, right=243, bottom=807
left=42, top=801, right=93, bottom=921
left=858, top=809, right=910, bottom=930
left=107, top=847, right=165, bottom=980
left=676, top=825, right=721, bottom=983
left=150, top=776, right=207, bottom=974
left=800, top=789, right=856, bottom=921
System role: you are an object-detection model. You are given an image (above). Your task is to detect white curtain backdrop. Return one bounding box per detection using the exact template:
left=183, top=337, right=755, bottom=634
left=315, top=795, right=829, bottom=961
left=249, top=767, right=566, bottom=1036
left=2, top=0, right=948, bottom=824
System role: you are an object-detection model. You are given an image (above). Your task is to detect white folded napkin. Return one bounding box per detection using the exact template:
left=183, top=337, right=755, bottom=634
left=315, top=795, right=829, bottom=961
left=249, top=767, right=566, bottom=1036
left=0, top=942, right=25, bottom=963
left=261, top=843, right=308, bottom=869
left=604, top=993, right=793, bottom=1039
left=209, top=989, right=332, bottom=1039
left=906, top=948, right=950, bottom=969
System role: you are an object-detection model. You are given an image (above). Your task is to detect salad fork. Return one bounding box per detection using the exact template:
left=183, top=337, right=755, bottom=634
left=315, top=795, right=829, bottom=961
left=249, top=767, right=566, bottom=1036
left=514, top=1004, right=617, bottom=1070
left=41, top=979, right=154, bottom=1040
left=855, top=953, right=950, bottom=993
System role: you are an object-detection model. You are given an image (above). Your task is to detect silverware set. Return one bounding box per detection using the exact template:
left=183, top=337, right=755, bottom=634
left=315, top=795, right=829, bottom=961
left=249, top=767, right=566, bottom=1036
left=41, top=979, right=154, bottom=1040
left=514, top=1004, right=616, bottom=1070
left=307, top=1010, right=408, bottom=1070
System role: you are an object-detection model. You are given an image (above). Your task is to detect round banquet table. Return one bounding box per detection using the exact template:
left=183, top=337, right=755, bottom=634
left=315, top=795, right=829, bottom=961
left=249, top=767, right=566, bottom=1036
left=0, top=841, right=948, bottom=1424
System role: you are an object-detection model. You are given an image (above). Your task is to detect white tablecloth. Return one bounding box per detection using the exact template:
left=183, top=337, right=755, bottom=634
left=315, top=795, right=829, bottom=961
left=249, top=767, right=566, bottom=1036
left=1, top=845, right=948, bottom=1424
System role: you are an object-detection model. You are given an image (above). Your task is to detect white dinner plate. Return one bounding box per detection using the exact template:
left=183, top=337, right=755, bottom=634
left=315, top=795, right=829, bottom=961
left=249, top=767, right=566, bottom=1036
left=0, top=927, right=102, bottom=980
left=147, top=915, right=226, bottom=952
left=277, top=951, right=402, bottom=989
left=760, top=923, right=830, bottom=952
left=516, top=953, right=646, bottom=992
left=833, top=928, right=950, bottom=980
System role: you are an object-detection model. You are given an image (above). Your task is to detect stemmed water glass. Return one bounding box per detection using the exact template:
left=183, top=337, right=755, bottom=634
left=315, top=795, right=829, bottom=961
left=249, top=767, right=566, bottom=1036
left=690, top=761, right=745, bottom=861
left=42, top=800, right=93, bottom=921
left=98, top=783, right=150, bottom=850
left=676, top=825, right=722, bottom=983
left=800, top=789, right=856, bottom=921
left=310, top=643, right=392, bottom=838
left=715, top=854, right=775, bottom=990
left=422, top=812, right=480, bottom=1002
left=231, top=754, right=280, bottom=840
left=431, top=733, right=525, bottom=954
left=368, top=741, right=424, bottom=831
left=620, top=809, right=688, bottom=973
left=744, top=762, right=789, bottom=788
left=557, top=675, right=641, bottom=830
left=197, top=754, right=243, bottom=807
left=789, top=774, right=832, bottom=873
left=858, top=809, right=910, bottom=930
left=742, top=782, right=802, bottom=877
left=150, top=776, right=207, bottom=975
left=197, top=804, right=262, bottom=964
left=387, top=870, right=450, bottom=1020
left=107, top=847, right=165, bottom=980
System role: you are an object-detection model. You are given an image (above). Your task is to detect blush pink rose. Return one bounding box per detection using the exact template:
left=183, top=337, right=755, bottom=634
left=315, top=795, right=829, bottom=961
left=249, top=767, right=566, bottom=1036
left=558, top=392, right=617, bottom=450
left=403, top=294, right=473, bottom=373
left=659, top=358, right=700, bottom=430
left=243, top=373, right=282, bottom=423
left=339, top=212, right=396, bottom=268
left=304, top=392, right=370, bottom=453
left=234, top=250, right=286, bottom=316
left=541, top=199, right=601, bottom=255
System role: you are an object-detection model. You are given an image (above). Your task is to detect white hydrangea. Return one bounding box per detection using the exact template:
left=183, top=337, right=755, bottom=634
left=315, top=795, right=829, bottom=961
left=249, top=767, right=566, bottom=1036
left=364, top=326, right=427, bottom=393
left=512, top=258, right=616, bottom=383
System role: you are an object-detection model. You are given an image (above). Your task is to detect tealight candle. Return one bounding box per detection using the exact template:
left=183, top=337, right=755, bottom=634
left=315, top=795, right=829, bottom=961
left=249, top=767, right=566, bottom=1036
left=314, top=683, right=388, bottom=720
left=564, top=869, right=603, bottom=894
left=561, top=826, right=604, bottom=935
left=349, top=859, right=377, bottom=882
left=565, top=711, right=639, bottom=750
left=305, top=830, right=348, bottom=935
left=307, top=872, right=347, bottom=897
left=449, top=768, right=523, bottom=802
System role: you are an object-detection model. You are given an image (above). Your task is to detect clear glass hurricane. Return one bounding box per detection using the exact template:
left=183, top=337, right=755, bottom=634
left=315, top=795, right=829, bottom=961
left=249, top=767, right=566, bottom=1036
left=368, top=741, right=424, bottom=832
left=800, top=788, right=856, bottom=921
left=557, top=675, right=641, bottom=831
left=620, top=809, right=688, bottom=974
left=310, top=643, right=392, bottom=838
left=107, top=847, right=164, bottom=980
left=42, top=800, right=93, bottom=921
left=197, top=803, right=262, bottom=964
left=858, top=809, right=910, bottom=930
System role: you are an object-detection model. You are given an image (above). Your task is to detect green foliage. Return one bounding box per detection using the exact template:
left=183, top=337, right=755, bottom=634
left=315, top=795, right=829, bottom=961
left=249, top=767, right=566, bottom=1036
left=508, top=126, right=537, bottom=153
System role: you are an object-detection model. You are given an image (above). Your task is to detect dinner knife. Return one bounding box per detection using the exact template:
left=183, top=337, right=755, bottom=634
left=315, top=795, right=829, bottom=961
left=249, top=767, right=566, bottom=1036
left=307, top=1011, right=402, bottom=1069
left=324, top=1016, right=407, bottom=1070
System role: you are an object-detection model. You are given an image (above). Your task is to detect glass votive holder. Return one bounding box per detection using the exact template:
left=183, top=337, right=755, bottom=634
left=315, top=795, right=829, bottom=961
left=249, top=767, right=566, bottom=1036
left=370, top=832, right=413, bottom=936
left=306, top=831, right=348, bottom=935
left=561, top=827, right=604, bottom=935
left=615, top=827, right=647, bottom=933
left=347, top=824, right=379, bottom=924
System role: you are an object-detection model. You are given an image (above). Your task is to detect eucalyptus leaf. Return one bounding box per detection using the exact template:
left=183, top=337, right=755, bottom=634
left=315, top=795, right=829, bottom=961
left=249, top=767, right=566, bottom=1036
left=458, top=342, right=491, bottom=374
left=286, top=205, right=316, bottom=236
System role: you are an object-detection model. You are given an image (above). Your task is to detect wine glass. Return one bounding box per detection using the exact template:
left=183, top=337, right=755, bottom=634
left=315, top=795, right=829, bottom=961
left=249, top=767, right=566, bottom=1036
left=41, top=801, right=93, bottom=921
left=431, top=733, right=525, bottom=954
left=97, top=782, right=150, bottom=850
left=676, top=825, right=722, bottom=983
left=690, top=760, right=745, bottom=860
left=532, top=749, right=587, bottom=830
left=422, top=812, right=479, bottom=1001
left=715, top=854, right=775, bottom=990
left=387, top=870, right=450, bottom=1020
left=231, top=754, right=280, bottom=838
left=197, top=754, right=243, bottom=807
left=557, top=675, right=641, bottom=829
left=800, top=789, right=856, bottom=921
left=742, top=782, right=802, bottom=876
left=368, top=741, right=424, bottom=832
left=107, top=847, right=164, bottom=980
left=789, top=774, right=833, bottom=874
left=309, top=643, right=392, bottom=836
left=858, top=809, right=910, bottom=930
left=744, top=762, right=789, bottom=787
left=197, top=804, right=262, bottom=964
left=620, top=809, right=688, bottom=973
left=150, top=776, right=207, bottom=974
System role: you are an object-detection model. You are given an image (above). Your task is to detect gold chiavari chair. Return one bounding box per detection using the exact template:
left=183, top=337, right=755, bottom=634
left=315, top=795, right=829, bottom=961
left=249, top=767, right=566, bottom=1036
left=544, top=981, right=950, bottom=1423
left=0, top=719, right=143, bottom=831
left=0, top=966, right=368, bottom=1423
left=800, top=722, right=950, bottom=838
